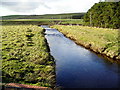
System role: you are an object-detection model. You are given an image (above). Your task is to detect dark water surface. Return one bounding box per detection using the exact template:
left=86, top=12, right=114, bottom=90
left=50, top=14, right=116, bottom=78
left=42, top=25, right=120, bottom=88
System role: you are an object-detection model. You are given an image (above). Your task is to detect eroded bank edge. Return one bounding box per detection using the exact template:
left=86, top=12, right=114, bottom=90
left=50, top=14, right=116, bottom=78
left=51, top=25, right=120, bottom=63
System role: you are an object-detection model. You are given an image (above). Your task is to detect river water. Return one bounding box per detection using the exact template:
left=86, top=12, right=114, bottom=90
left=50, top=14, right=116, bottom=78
left=42, top=25, right=120, bottom=88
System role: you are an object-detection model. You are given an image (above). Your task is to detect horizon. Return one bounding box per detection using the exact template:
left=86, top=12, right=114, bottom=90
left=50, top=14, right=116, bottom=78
left=1, top=12, right=86, bottom=17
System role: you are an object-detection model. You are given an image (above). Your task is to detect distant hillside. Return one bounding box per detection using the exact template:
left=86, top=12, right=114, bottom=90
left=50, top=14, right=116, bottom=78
left=83, top=2, right=120, bottom=29
left=2, top=13, right=85, bottom=20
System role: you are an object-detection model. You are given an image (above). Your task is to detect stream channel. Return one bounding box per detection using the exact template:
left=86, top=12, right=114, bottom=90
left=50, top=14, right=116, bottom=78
left=41, top=25, right=120, bottom=88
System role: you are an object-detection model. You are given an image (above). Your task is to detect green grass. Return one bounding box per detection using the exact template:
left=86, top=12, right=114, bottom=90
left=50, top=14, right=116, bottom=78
left=1, top=19, right=84, bottom=25
left=51, top=25, right=119, bottom=60
left=1, top=25, right=55, bottom=87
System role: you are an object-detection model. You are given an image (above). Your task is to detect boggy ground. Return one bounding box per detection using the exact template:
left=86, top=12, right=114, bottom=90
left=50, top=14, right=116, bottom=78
left=51, top=25, right=120, bottom=61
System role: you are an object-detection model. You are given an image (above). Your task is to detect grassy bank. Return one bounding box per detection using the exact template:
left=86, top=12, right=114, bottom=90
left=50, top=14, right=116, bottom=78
left=51, top=25, right=119, bottom=60
left=1, top=25, right=55, bottom=87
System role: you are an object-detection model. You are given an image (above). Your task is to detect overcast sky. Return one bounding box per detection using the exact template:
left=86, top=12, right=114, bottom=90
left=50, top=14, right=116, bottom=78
left=0, top=0, right=100, bottom=16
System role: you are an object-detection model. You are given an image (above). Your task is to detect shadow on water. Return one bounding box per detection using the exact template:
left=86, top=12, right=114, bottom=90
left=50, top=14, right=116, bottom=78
left=41, top=25, right=120, bottom=88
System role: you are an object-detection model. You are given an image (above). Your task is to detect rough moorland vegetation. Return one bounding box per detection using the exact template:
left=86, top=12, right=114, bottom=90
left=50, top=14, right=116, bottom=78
left=1, top=25, right=55, bottom=87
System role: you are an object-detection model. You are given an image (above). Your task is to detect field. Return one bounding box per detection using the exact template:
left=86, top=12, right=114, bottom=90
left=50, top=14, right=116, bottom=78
left=1, top=19, right=84, bottom=25
left=51, top=25, right=120, bottom=60
left=1, top=12, right=84, bottom=26
left=1, top=25, right=55, bottom=87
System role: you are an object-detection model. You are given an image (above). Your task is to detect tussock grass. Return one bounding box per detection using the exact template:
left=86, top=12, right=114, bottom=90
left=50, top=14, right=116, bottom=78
left=1, top=25, right=55, bottom=87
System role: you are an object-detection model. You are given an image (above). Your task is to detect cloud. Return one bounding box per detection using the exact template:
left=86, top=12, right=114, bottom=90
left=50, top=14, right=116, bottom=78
left=0, top=0, right=100, bottom=16
left=1, top=2, right=19, bottom=6
left=1, top=0, right=51, bottom=12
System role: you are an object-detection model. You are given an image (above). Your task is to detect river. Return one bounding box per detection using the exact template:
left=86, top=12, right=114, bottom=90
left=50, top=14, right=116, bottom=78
left=41, top=25, right=120, bottom=88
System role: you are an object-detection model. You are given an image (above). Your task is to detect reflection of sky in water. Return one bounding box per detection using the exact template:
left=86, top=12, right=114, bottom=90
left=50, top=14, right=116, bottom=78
left=44, top=26, right=120, bottom=88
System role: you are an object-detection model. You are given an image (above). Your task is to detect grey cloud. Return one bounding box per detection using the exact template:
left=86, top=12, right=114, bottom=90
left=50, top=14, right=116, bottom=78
left=1, top=2, right=19, bottom=6
left=1, top=1, right=51, bottom=12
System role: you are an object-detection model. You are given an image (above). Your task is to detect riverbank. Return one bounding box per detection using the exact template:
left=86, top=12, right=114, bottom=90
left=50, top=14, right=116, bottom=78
left=51, top=25, right=120, bottom=61
left=2, top=25, right=55, bottom=87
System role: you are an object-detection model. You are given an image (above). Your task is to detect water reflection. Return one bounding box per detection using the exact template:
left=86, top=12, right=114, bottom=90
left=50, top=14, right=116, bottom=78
left=42, top=25, right=120, bottom=88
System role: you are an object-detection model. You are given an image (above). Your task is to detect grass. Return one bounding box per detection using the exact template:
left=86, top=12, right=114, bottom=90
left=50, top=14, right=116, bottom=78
left=1, top=19, right=84, bottom=25
left=1, top=25, right=55, bottom=87
left=51, top=25, right=119, bottom=60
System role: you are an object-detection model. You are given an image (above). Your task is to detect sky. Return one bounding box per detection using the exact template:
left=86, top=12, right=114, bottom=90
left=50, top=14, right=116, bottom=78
left=0, top=0, right=100, bottom=16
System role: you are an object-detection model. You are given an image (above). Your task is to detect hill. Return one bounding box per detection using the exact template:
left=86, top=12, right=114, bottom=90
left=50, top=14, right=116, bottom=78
left=2, top=13, right=85, bottom=20
left=83, top=2, right=120, bottom=29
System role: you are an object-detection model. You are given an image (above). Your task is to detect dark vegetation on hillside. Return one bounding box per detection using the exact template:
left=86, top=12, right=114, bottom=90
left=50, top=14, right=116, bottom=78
left=2, top=13, right=85, bottom=20
left=84, top=2, right=120, bottom=29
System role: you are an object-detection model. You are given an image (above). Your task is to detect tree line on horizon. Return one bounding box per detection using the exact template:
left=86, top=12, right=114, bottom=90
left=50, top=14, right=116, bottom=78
left=83, top=2, right=120, bottom=29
